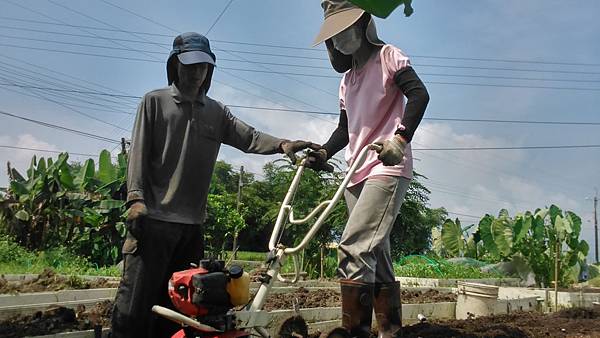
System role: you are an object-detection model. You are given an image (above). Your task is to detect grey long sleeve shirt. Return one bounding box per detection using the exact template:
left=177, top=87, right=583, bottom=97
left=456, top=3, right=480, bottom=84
left=127, top=84, right=283, bottom=225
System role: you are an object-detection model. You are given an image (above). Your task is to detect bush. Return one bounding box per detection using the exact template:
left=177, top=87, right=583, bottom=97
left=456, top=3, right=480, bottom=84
left=394, top=255, right=505, bottom=279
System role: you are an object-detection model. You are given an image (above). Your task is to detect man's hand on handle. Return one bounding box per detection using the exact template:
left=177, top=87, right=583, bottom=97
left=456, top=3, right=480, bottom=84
left=280, top=140, right=321, bottom=164
left=305, top=148, right=335, bottom=173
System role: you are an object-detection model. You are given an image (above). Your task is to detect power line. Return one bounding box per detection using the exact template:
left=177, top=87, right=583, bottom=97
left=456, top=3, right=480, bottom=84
left=414, top=144, right=600, bottom=151
left=3, top=32, right=600, bottom=86
left=0, top=67, right=136, bottom=112
left=2, top=28, right=600, bottom=76
left=0, top=110, right=120, bottom=144
left=219, top=69, right=334, bottom=112
left=205, top=0, right=234, bottom=35
left=0, top=16, right=174, bottom=37
left=0, top=53, right=139, bottom=103
left=226, top=105, right=600, bottom=126
left=98, top=0, right=179, bottom=34
left=4, top=0, right=160, bottom=62
left=426, top=81, right=600, bottom=92
left=0, top=33, right=164, bottom=54
left=0, top=77, right=130, bottom=132
left=0, top=83, right=140, bottom=100
left=416, top=63, right=600, bottom=76
left=2, top=84, right=600, bottom=127
left=44, top=0, right=168, bottom=56
left=0, top=24, right=171, bottom=45
left=0, top=42, right=163, bottom=63
left=3, top=15, right=600, bottom=68
left=410, top=54, right=600, bottom=68
left=3, top=42, right=600, bottom=93
left=0, top=145, right=98, bottom=157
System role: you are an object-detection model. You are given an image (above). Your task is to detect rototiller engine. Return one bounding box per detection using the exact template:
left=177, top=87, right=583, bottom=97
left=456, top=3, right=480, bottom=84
left=166, top=259, right=250, bottom=338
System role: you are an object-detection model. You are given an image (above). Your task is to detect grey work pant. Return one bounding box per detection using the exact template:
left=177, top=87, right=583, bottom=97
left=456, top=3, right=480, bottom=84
left=338, top=175, right=410, bottom=283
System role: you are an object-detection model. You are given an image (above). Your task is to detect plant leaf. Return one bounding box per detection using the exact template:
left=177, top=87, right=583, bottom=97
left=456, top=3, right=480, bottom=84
left=15, top=209, right=30, bottom=221
left=441, top=219, right=464, bottom=257
left=478, top=214, right=498, bottom=255
left=97, top=150, right=116, bottom=184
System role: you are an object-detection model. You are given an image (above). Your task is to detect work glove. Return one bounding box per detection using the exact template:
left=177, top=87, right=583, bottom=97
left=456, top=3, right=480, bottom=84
left=305, top=149, right=335, bottom=173
left=280, top=140, right=320, bottom=164
left=126, top=200, right=148, bottom=223
left=376, top=135, right=407, bottom=166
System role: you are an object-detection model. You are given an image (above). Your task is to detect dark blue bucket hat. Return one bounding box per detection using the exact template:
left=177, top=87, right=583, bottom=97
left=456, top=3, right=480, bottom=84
left=167, top=32, right=217, bottom=91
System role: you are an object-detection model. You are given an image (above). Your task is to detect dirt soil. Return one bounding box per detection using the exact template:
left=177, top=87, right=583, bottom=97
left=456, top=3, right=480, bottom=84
left=262, top=288, right=457, bottom=311
left=0, top=268, right=112, bottom=294
left=1, top=298, right=599, bottom=337
left=402, top=307, right=600, bottom=338
left=0, top=300, right=112, bottom=338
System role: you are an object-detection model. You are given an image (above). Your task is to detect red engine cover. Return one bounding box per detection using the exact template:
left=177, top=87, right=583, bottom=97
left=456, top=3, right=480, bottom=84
left=168, top=267, right=210, bottom=317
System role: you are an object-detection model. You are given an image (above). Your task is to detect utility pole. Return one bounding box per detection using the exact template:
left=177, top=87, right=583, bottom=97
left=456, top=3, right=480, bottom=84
left=594, top=189, right=598, bottom=264
left=233, top=166, right=244, bottom=259
left=120, top=138, right=127, bottom=155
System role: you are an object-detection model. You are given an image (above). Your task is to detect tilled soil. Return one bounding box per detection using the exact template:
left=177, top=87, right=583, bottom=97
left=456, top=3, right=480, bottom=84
left=0, top=288, right=455, bottom=336
left=262, top=288, right=457, bottom=311
left=0, top=269, right=112, bottom=294
left=0, top=300, right=112, bottom=338
left=2, top=286, right=598, bottom=338
left=402, top=307, right=600, bottom=338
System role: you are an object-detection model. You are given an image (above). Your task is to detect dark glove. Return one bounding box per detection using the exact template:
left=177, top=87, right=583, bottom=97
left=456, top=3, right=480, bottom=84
left=126, top=201, right=148, bottom=223
left=280, top=140, right=320, bottom=164
left=376, top=135, right=407, bottom=166
left=305, top=149, right=334, bottom=173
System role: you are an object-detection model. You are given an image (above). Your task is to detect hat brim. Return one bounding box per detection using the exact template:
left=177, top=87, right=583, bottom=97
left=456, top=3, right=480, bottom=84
left=312, top=8, right=364, bottom=46
left=177, top=51, right=216, bottom=65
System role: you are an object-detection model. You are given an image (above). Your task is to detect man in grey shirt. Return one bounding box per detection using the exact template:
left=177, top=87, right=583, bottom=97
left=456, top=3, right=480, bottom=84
left=111, top=32, right=317, bottom=338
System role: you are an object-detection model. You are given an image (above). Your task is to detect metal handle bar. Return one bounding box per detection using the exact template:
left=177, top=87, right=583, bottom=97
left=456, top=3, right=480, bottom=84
left=151, top=305, right=221, bottom=332
left=268, top=143, right=381, bottom=254
left=286, top=201, right=331, bottom=224
left=276, top=253, right=300, bottom=284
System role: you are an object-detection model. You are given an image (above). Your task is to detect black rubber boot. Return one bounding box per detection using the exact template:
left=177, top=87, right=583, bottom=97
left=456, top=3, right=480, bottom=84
left=373, top=282, right=402, bottom=338
left=333, top=279, right=374, bottom=338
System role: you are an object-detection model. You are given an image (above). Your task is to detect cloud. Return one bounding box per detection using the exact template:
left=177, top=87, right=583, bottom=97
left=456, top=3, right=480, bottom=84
left=209, top=81, right=340, bottom=177
left=0, top=134, right=60, bottom=186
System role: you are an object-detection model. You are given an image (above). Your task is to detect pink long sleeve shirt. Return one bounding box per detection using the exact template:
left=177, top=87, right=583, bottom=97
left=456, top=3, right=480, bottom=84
left=340, top=44, right=413, bottom=187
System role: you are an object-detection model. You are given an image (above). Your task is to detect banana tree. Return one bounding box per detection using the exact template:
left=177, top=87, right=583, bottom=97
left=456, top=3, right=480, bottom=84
left=1, top=150, right=128, bottom=266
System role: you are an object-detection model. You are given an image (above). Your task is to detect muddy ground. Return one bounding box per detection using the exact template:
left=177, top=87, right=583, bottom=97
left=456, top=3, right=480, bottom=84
left=0, top=288, right=455, bottom=336
left=262, top=287, right=457, bottom=311
left=0, top=269, right=112, bottom=294
left=1, top=286, right=599, bottom=337
left=2, top=304, right=599, bottom=337
left=0, top=300, right=112, bottom=338
left=402, top=307, right=600, bottom=338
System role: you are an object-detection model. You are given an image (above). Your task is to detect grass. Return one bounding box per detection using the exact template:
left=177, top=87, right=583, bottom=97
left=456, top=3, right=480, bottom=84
left=394, top=255, right=505, bottom=279
left=225, top=250, right=268, bottom=262
left=0, top=235, right=121, bottom=277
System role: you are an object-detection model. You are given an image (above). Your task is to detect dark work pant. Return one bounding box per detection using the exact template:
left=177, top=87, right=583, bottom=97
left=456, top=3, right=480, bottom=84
left=111, top=217, right=204, bottom=338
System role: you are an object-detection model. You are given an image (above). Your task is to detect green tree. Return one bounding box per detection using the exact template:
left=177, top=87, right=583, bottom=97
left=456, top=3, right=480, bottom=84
left=391, top=173, right=447, bottom=260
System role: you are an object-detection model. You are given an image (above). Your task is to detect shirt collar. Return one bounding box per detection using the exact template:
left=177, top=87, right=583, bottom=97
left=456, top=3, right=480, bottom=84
left=170, top=84, right=206, bottom=105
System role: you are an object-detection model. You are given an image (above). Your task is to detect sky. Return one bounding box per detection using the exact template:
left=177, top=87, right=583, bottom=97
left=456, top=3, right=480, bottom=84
left=0, top=0, right=599, bottom=261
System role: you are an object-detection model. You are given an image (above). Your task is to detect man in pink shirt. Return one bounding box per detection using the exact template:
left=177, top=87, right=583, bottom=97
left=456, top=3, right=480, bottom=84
left=309, top=1, right=429, bottom=337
